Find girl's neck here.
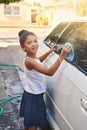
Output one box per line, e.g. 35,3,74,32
26,54,37,59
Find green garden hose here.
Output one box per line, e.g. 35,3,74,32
0,63,24,115
0,63,24,72
0,94,23,115
0,106,3,115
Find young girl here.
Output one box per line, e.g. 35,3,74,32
18,29,71,130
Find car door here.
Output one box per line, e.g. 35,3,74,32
40,21,87,130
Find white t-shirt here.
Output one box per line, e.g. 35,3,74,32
23,58,46,94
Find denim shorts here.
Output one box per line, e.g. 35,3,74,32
20,91,48,128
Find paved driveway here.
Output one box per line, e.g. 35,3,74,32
0,27,49,41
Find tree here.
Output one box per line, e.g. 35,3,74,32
0,0,22,4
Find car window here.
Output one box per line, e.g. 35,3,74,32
43,21,87,75
67,22,87,75
57,22,87,75
43,22,69,46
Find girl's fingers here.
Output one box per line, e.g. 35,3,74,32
64,45,72,52
64,43,72,52
52,45,58,50
60,46,72,58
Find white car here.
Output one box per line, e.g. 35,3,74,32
39,19,87,130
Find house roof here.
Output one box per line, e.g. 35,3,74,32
42,1,66,8
21,1,41,9
23,0,66,8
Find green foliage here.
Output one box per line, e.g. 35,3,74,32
0,0,21,4
35,15,48,25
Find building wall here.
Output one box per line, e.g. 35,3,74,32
0,4,7,21
0,1,86,27
0,2,41,26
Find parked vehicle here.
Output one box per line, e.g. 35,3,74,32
39,19,87,130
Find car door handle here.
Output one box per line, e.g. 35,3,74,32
80,98,87,111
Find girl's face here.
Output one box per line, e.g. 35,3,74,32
22,35,38,56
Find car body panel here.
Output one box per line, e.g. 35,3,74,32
39,19,87,130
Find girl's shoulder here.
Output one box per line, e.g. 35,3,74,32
23,56,41,70
24,56,40,62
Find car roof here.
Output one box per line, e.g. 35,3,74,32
41,17,87,41
53,17,87,27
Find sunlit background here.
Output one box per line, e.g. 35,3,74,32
0,0,87,27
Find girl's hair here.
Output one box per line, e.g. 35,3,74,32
18,29,36,46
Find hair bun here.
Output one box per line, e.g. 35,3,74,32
18,29,28,37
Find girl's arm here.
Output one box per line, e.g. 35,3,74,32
39,45,58,62
25,46,71,76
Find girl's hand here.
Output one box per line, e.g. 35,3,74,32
50,44,58,52
59,45,72,59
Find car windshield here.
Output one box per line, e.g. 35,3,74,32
43,21,87,75
43,22,69,46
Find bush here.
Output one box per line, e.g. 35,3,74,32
35,15,48,25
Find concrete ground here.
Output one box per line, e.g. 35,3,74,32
0,41,25,129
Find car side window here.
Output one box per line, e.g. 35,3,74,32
58,22,87,75
43,22,69,46
70,23,87,75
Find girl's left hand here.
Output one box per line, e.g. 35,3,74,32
50,44,58,52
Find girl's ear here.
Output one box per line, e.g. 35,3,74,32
21,45,26,52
